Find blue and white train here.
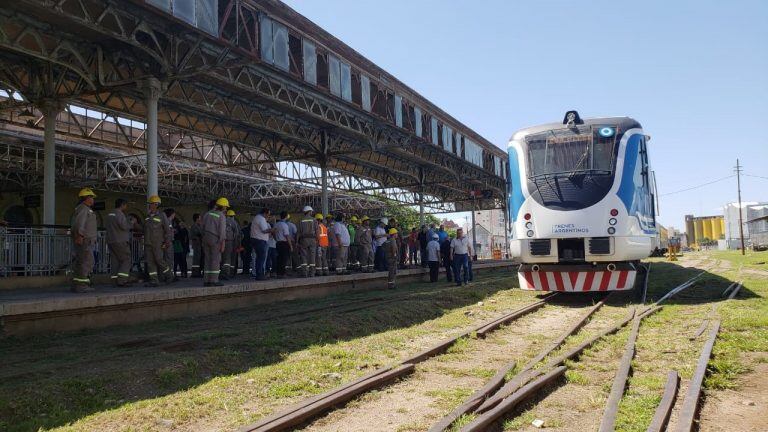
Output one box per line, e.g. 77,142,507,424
507,111,658,292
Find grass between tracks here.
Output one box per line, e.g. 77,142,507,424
612,251,768,432
0,270,539,432
494,251,767,432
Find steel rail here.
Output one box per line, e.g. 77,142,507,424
237,294,556,432
646,371,680,432
675,320,721,432
430,297,607,431
477,305,636,414
459,366,568,432
727,281,743,299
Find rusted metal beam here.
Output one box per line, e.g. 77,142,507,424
646,371,680,432
598,310,643,432
460,366,567,432
675,320,720,432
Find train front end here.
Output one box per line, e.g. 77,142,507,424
507,111,658,292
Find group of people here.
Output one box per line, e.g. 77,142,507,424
69,189,475,293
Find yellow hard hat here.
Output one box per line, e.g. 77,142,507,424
350,216,359,222
226,209,236,216
215,197,230,208
78,188,97,198
147,195,161,204
361,216,369,222
315,213,324,220
388,228,398,235
326,214,333,219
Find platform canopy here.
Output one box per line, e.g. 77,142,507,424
0,0,508,214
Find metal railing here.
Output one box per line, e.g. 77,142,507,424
0,225,143,277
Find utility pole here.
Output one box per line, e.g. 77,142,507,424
735,159,745,255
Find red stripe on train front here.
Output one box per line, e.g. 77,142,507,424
599,271,611,291
539,272,550,291
553,272,565,291
617,271,629,289
523,272,535,289
583,271,596,292
569,272,579,288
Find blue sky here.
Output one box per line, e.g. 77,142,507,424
283,0,768,230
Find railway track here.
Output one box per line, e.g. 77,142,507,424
231,266,733,432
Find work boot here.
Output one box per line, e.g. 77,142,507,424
71,284,95,293
144,281,159,288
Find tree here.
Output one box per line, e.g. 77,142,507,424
383,201,440,230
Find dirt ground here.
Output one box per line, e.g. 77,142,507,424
698,354,768,432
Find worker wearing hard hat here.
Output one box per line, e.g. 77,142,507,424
143,195,174,287
105,198,136,287
332,213,351,275
315,213,329,276
222,209,241,279
296,206,318,277
384,228,400,289
200,197,228,286
71,188,99,292
347,216,360,271
355,216,374,272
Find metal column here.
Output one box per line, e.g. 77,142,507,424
321,162,329,216
471,198,477,260
418,168,425,226
41,102,61,225
142,78,162,198
502,204,510,259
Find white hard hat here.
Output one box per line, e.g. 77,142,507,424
302,205,313,213
380,217,389,225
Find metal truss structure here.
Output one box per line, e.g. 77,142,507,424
0,0,507,213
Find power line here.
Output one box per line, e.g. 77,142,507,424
659,175,735,196
745,173,768,181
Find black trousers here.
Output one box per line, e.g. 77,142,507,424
174,252,188,276
420,247,428,267
428,261,439,282
276,241,291,276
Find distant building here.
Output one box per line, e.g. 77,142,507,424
440,218,460,230
723,202,768,249
463,209,509,255
466,223,506,259
684,214,725,248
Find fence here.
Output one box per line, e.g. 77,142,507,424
0,225,144,277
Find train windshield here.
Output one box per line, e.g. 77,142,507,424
526,126,617,178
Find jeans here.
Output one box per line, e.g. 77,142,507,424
251,238,269,278
374,246,387,271
265,247,277,274
452,254,469,286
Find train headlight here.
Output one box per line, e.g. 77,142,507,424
609,218,617,226
525,221,533,229
599,127,615,138
526,230,534,237
610,208,619,217
607,227,616,235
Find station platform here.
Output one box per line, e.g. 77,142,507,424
0,261,515,336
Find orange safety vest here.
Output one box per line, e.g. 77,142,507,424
317,223,329,247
